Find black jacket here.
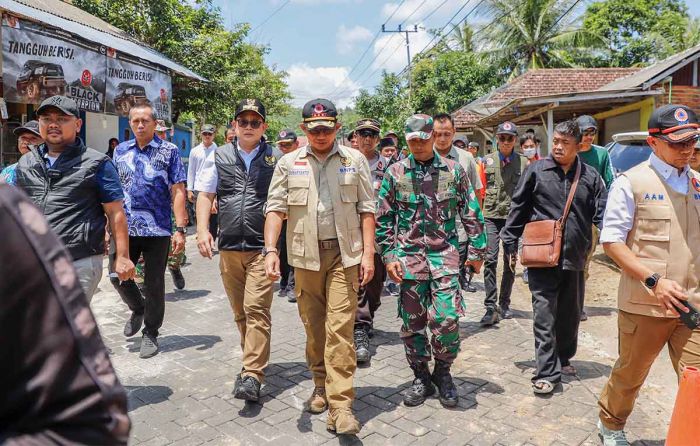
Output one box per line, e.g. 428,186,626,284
15,138,112,261
501,156,608,271
216,138,279,251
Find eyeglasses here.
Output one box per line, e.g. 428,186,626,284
583,129,597,137
665,137,699,150
39,116,74,126
357,130,379,139
307,127,335,136
236,119,263,129
497,135,515,143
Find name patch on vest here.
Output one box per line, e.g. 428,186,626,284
643,193,665,201
289,168,309,176
339,167,357,174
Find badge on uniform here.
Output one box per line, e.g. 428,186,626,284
486,157,494,166
264,155,276,166
340,157,352,167
692,177,700,192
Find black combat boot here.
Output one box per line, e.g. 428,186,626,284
354,327,371,364
432,360,458,407
403,362,435,407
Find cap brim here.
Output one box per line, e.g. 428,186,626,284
305,120,336,129
496,130,517,136
36,104,77,118
277,138,296,143
235,110,265,121
406,131,432,141
13,127,41,137
658,127,700,143
355,125,380,133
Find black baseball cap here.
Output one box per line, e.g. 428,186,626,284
576,115,598,132
379,137,396,148
276,129,297,143
468,141,480,149
235,98,266,121
648,104,700,143
496,121,518,136
302,98,337,129
13,120,41,137
355,118,381,133
36,95,79,118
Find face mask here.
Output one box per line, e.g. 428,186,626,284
523,148,537,159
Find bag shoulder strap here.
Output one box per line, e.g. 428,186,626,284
561,159,581,225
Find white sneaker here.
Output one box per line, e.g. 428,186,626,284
598,419,630,446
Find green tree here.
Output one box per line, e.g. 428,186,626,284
479,0,606,75
410,51,500,115
74,0,290,126
354,73,411,140
582,0,692,66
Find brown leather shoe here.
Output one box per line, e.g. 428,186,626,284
326,408,360,435
305,387,327,414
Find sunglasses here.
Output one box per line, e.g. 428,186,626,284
497,135,515,143
236,119,263,129
583,129,597,137
307,127,335,136
357,130,379,138
665,137,700,150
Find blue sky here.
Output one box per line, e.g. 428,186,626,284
215,0,700,108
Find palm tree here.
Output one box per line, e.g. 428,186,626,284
478,0,606,76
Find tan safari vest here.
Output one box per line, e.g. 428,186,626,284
285,145,371,272
618,161,700,318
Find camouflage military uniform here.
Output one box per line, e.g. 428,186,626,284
376,151,486,366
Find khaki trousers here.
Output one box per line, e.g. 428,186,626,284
295,245,359,409
220,250,274,382
598,310,700,430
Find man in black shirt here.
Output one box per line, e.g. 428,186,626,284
501,120,607,395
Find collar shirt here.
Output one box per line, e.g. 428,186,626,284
186,142,217,191
114,135,187,237
238,143,260,171
499,150,514,166
600,153,691,244
304,143,340,240
501,155,608,271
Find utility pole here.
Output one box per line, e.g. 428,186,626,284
382,24,418,100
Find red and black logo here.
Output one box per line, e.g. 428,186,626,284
81,69,92,87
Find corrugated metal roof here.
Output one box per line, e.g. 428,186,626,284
599,43,700,91
0,0,206,81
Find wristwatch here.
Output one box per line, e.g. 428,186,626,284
175,226,186,234
262,247,278,257
644,273,661,290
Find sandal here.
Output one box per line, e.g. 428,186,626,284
532,379,555,394
561,365,577,376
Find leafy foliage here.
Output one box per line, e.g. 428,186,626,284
74,0,290,126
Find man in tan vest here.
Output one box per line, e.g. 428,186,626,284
597,104,700,445
264,98,375,435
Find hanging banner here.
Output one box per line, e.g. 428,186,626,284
105,56,171,121
2,16,106,112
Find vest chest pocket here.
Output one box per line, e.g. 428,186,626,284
436,190,456,221
339,174,358,203
288,174,310,206
635,205,671,242
485,167,497,186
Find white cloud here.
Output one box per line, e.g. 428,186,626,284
336,25,373,55
370,26,433,72
286,63,360,108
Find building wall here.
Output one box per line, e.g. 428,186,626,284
85,112,119,153
602,111,640,143
657,85,700,113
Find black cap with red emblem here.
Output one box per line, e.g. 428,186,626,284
496,121,518,136
302,98,338,129
648,104,700,143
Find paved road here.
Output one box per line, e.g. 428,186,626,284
91,236,671,445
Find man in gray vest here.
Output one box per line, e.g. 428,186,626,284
15,96,134,301
597,104,700,445
480,121,526,325
195,99,278,403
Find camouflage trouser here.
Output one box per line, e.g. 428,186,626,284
399,275,463,366
135,216,186,281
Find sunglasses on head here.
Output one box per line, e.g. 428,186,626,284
497,135,515,142
236,118,263,129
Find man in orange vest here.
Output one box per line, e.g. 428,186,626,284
597,104,700,445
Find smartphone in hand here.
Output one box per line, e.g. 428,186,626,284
673,300,700,329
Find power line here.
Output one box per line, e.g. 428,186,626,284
250,0,291,34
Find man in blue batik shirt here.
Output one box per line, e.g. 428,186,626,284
112,102,187,359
